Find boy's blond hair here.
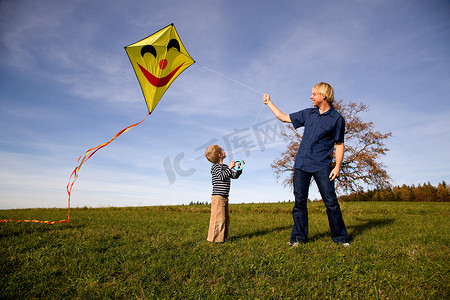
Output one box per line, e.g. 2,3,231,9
205,145,222,163
313,82,334,105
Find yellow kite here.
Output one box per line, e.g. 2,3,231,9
125,23,195,113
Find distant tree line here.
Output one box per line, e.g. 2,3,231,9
189,201,209,205
338,181,450,202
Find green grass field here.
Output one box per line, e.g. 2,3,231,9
1,202,449,299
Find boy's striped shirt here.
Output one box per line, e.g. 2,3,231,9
211,163,241,197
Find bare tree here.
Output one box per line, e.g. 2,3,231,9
271,100,392,193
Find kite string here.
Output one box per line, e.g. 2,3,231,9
199,65,265,96
180,63,266,124
196,64,269,158
197,64,266,127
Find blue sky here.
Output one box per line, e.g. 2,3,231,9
1,0,449,209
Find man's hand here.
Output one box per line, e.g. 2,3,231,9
262,93,291,123
331,142,344,181
329,167,340,181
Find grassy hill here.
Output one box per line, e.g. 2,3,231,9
1,202,449,299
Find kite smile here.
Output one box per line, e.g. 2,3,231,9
137,63,184,87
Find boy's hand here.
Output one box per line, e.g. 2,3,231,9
237,160,245,169
228,161,236,169
263,94,271,105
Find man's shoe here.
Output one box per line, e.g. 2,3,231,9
341,242,350,247
288,241,305,247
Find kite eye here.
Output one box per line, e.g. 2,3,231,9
141,45,157,58
167,39,180,52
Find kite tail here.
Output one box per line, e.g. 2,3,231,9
1,113,150,225
66,113,151,219
0,219,68,224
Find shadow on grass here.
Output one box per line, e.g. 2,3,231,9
229,217,396,243
230,225,292,241
229,218,396,243
308,217,396,242
347,217,396,242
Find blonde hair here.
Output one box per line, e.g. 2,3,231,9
313,82,334,105
205,145,222,163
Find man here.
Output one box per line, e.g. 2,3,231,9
263,82,349,247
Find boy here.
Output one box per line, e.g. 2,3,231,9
263,82,349,247
205,145,242,243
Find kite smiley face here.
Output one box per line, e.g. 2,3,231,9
138,39,185,88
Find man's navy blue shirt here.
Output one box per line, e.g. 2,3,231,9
289,106,345,172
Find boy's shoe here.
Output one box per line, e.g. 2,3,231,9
341,242,350,247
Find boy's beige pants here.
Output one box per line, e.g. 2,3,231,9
207,195,230,243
